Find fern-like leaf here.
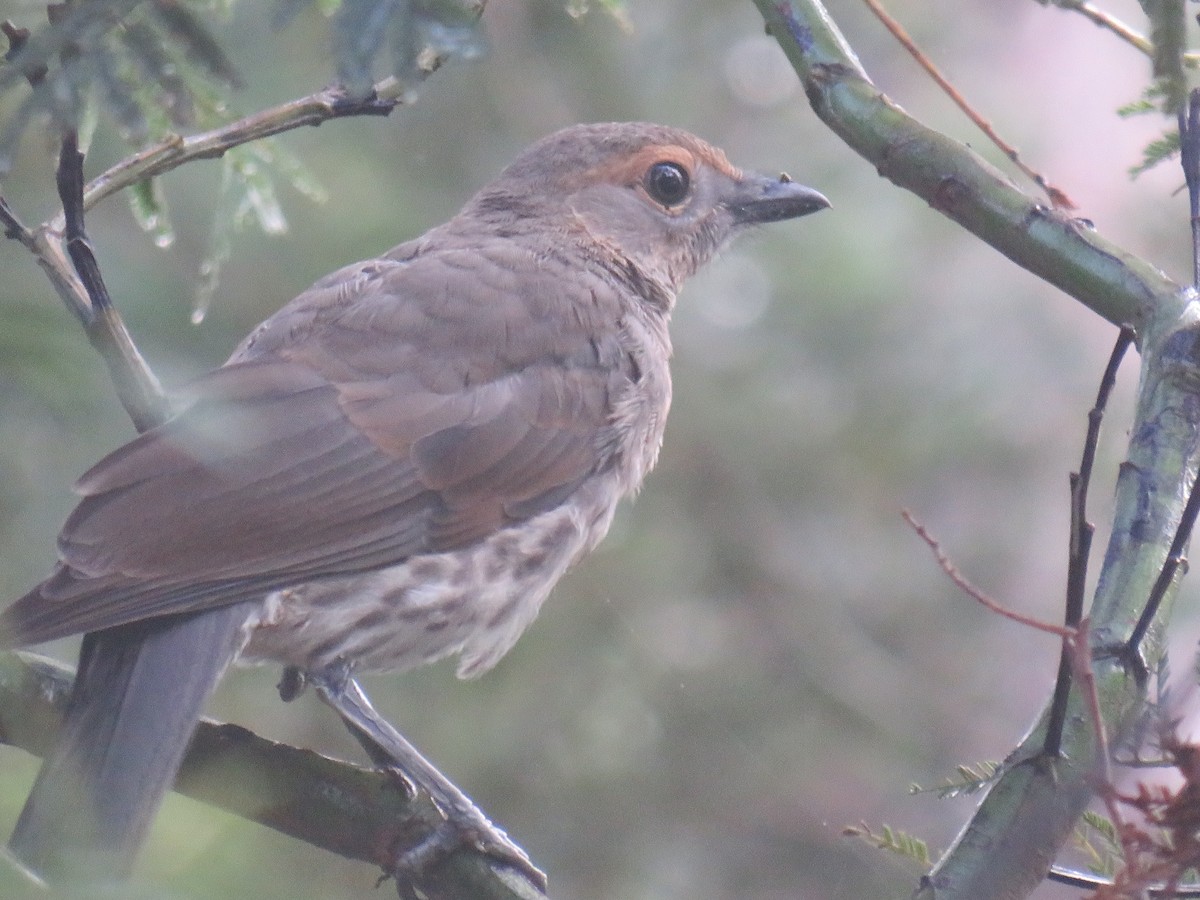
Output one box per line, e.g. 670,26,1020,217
1130,130,1181,178
909,761,1001,799
843,822,932,867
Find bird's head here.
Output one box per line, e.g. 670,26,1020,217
463,122,829,296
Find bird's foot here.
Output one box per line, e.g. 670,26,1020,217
306,667,546,893
389,786,546,892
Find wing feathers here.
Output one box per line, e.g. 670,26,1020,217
1,244,643,648
3,345,625,646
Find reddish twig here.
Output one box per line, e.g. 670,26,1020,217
862,0,1076,209
902,509,1073,637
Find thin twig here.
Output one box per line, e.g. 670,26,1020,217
1045,325,1136,757
1180,89,1200,288
1126,465,1200,653
69,81,407,223
1,76,420,429
0,197,35,249
902,509,1073,637
1073,620,1119,814
1049,0,1200,69
1052,0,1153,56
1046,866,1200,898
863,0,1076,209
54,133,170,430
907,497,1200,896
904,507,1147,886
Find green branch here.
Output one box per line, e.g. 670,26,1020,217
753,2,1200,898
0,653,546,900
753,0,1179,329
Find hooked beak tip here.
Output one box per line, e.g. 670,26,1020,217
727,175,830,225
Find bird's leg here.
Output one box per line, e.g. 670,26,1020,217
303,665,547,891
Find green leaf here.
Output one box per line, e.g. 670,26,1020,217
1130,130,1181,177
844,822,932,867
1147,0,1187,114
1072,810,1122,878
909,760,1001,799
128,178,176,249
566,0,632,30
192,141,327,322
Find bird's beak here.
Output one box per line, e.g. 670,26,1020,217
725,173,830,225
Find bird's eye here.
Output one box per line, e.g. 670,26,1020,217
644,161,691,206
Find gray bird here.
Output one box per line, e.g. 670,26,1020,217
0,122,828,886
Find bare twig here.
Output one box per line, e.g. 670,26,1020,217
1046,868,1200,900
1048,0,1200,70
55,132,170,429
1049,1,1152,56
863,0,1076,209
903,508,1154,891
902,509,1073,637
1047,865,1200,898
69,81,409,222
1045,325,1136,757
0,197,34,249
1180,89,1200,288
904,501,1187,896
1126,464,1200,654
1073,620,1118,812
0,75,422,429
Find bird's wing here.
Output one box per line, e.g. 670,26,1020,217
2,251,631,646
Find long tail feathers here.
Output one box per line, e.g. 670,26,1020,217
8,605,251,883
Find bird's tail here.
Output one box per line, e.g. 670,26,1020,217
7,605,251,884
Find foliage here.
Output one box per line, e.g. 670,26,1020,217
0,0,483,312
843,822,932,868
0,0,237,171
1072,810,1122,882
908,760,1001,800
0,0,485,170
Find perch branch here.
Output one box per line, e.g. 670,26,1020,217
0,653,546,900
0,3,547,892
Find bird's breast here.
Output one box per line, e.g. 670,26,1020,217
241,476,623,679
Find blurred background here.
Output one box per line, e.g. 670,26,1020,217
0,0,1190,897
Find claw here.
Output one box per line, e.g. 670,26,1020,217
308,669,547,893
391,802,546,891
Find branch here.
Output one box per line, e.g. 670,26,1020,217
0,4,546,893
1045,0,1157,57
1044,325,1135,759
864,0,1074,208
0,652,546,900
754,2,1200,898
70,81,410,220
754,0,1180,329
0,76,426,428
54,131,169,429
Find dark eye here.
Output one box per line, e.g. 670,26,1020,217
644,161,691,206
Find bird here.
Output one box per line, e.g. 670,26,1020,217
0,121,828,886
